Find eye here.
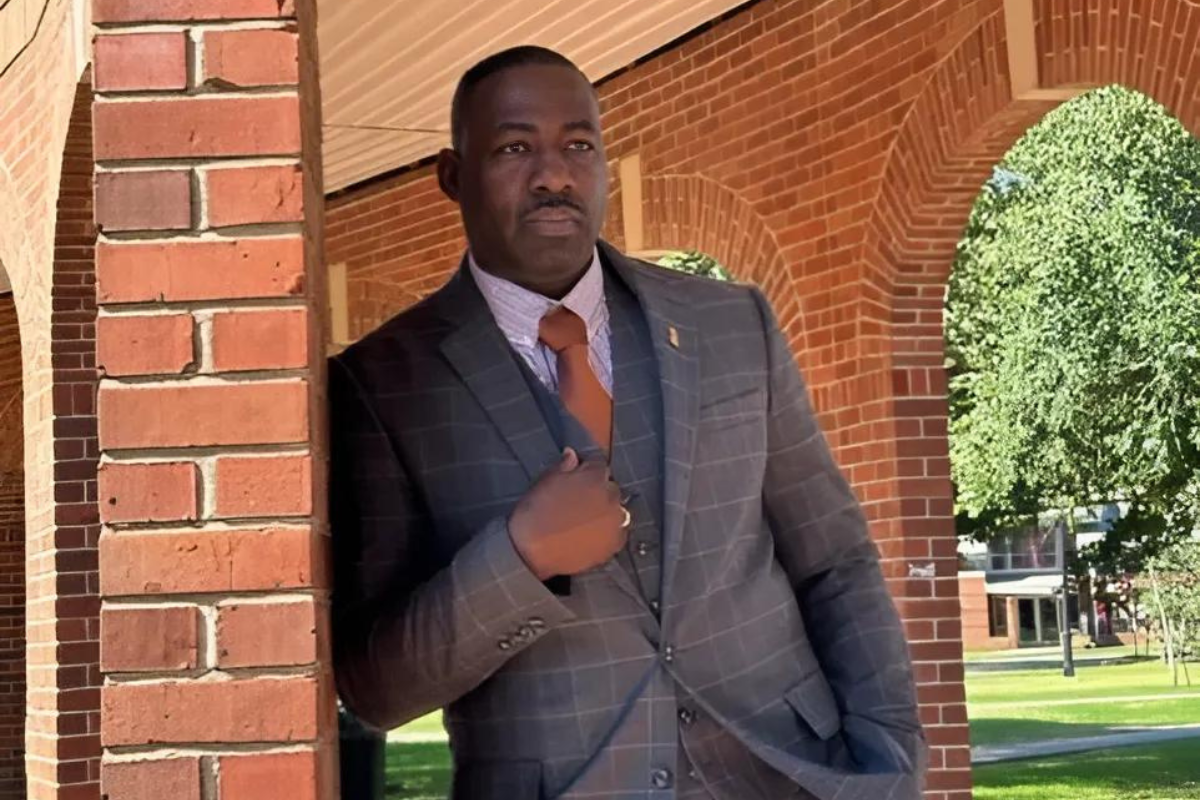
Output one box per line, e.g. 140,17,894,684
499,141,531,154
566,140,595,151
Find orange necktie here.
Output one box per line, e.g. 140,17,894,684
538,307,612,454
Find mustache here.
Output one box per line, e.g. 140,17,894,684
525,195,585,215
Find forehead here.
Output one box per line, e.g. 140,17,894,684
466,64,600,130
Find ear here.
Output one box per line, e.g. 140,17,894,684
437,148,461,202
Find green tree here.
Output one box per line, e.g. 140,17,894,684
947,86,1200,575
1146,539,1200,680
656,250,731,281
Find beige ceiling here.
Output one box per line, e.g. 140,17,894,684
317,0,744,193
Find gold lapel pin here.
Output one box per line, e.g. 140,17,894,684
667,325,680,349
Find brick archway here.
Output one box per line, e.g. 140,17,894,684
44,77,101,800
638,173,798,338
864,1,1200,793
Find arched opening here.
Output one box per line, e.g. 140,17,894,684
864,2,1200,792
948,85,1200,652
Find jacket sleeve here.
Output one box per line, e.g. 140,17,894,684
328,355,575,731
750,287,927,778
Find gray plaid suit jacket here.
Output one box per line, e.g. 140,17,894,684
329,242,926,800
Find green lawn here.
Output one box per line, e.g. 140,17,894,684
966,658,1198,704
966,657,1200,746
970,696,1200,745
385,741,451,800
386,711,445,741
964,644,1140,662
973,739,1200,799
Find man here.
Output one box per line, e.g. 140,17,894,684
330,46,925,800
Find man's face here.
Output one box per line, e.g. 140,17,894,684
438,63,608,297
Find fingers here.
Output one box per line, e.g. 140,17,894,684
558,447,580,472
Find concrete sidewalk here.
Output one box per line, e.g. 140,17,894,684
972,724,1200,764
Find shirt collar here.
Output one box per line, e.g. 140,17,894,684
468,247,606,347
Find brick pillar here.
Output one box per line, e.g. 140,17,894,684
90,2,335,798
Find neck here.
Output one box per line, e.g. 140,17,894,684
475,254,592,300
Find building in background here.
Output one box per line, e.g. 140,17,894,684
958,505,1125,650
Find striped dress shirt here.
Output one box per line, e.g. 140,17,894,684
468,248,613,397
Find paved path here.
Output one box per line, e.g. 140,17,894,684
976,691,1200,709
972,724,1200,764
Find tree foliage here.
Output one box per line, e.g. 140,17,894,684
947,86,1200,570
1146,540,1200,666
656,250,731,281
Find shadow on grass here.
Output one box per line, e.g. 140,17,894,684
974,739,1200,800
385,741,452,800
971,717,1117,746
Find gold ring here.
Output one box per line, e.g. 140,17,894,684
621,507,632,528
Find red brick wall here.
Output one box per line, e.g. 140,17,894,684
0,0,102,796
958,574,1005,651
0,297,25,800
90,2,336,798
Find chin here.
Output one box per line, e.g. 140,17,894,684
525,240,593,273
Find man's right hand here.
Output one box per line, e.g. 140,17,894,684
509,448,629,580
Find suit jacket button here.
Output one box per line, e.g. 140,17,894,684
651,768,673,789
528,617,545,629
498,638,512,651
515,625,533,639
678,707,696,726
649,599,661,614
663,644,675,663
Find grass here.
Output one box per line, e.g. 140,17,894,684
963,644,1140,662
973,739,1200,799
966,658,1199,705
969,696,1200,745
384,741,451,800
966,656,1200,746
386,711,445,741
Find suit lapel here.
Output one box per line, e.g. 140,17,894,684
437,266,562,483
604,243,700,610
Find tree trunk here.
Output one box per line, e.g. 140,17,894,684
1149,567,1177,686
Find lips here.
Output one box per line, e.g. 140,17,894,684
524,207,583,234
525,208,582,223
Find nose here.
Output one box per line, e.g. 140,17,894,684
530,147,573,195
